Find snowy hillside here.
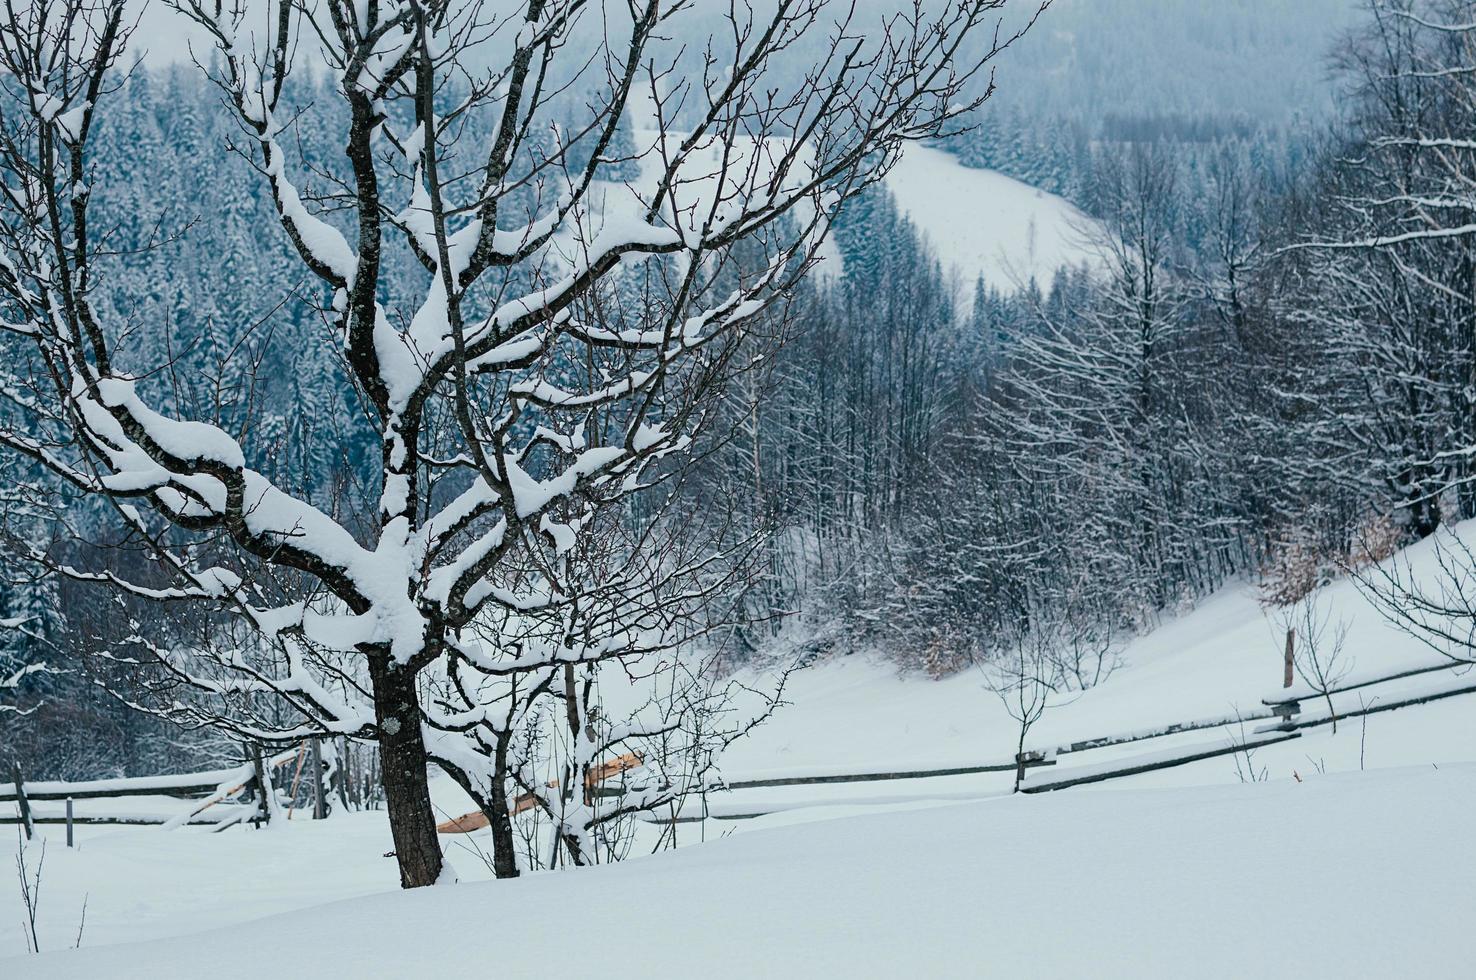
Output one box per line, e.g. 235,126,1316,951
589,126,1094,305
718,522,1476,796
881,144,1096,297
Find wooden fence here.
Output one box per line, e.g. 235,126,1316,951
11,659,1473,837
2,741,339,841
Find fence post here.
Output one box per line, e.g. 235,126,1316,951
11,764,32,840
1283,628,1295,689
311,738,327,820
66,796,74,847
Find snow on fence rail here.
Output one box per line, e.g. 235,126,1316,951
1,765,261,802
715,756,1057,790
1256,659,1476,734
14,660,1476,836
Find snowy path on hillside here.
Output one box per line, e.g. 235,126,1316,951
19,766,1475,979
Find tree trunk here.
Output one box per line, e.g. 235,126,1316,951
487,731,520,879
369,655,444,888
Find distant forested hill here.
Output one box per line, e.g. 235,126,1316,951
984,0,1361,128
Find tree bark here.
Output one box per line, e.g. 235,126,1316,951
487,731,520,879
369,655,444,888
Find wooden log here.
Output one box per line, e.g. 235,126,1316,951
1284,627,1295,689
437,754,645,834
436,810,491,834
438,787,547,834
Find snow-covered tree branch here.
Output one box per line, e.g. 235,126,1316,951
0,0,1037,887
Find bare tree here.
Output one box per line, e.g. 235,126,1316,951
0,0,1039,886
1354,524,1476,666
429,492,787,876
1274,591,1352,732
986,621,1060,793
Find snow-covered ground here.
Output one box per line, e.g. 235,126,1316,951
18,766,1475,978
8,525,1476,974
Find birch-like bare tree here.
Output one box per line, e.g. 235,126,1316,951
0,0,1038,886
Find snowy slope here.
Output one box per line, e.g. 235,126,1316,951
572,131,1094,308
881,144,1097,298
20,765,1475,979
719,520,1476,786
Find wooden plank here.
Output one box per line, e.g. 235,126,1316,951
1021,733,1302,794
437,753,646,834
584,752,643,787
718,757,1055,791
436,791,542,833
437,810,490,834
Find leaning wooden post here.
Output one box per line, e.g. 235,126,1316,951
310,738,327,820
1283,627,1296,689
11,764,32,840
65,797,74,848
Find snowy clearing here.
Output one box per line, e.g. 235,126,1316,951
16,765,1474,979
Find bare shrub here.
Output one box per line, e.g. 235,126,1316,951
1259,528,1332,607
1345,511,1405,571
